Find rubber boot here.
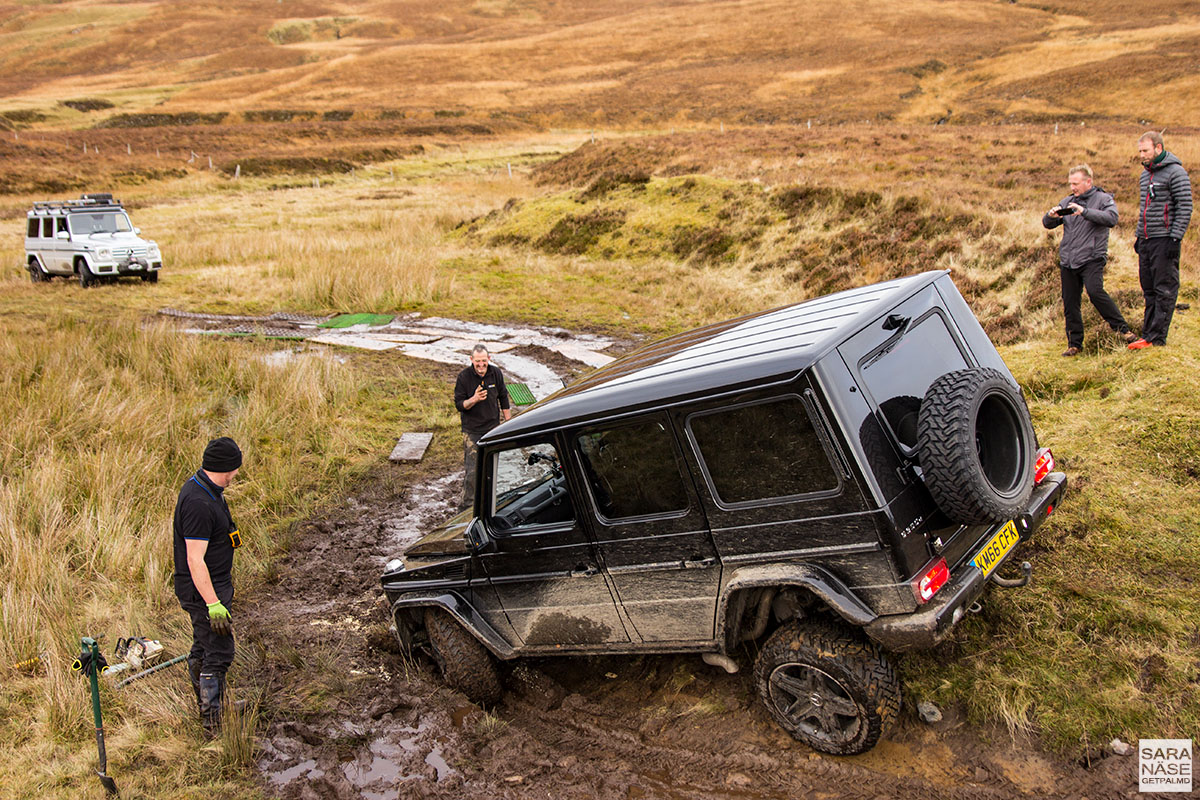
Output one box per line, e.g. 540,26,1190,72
198,671,223,735
187,656,203,712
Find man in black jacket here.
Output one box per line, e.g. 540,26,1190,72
454,345,511,509
1130,131,1192,349
173,437,242,733
1042,164,1135,356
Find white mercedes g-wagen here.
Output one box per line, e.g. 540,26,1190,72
25,193,162,286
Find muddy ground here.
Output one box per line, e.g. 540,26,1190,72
242,349,1149,800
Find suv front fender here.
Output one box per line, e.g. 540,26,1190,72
390,590,515,660
717,563,878,649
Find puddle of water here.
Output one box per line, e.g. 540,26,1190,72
451,705,475,728
269,758,324,785
381,473,460,559
426,747,452,781
344,738,413,792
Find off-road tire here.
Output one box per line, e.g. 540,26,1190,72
141,271,158,283
77,258,95,289
28,258,48,283
754,620,900,755
425,608,502,705
916,367,1034,525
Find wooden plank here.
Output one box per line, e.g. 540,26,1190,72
389,433,434,462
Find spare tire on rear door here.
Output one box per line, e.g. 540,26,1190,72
916,368,1034,525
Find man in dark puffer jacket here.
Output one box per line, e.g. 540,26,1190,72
1042,164,1136,356
1129,131,1192,349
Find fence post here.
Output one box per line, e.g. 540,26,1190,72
234,164,240,180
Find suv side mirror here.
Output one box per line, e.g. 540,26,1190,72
56,230,70,240
133,227,141,235
466,518,489,549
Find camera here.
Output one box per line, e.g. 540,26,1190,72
1058,203,1077,215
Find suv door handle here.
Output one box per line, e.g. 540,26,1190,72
682,557,716,569
570,564,599,578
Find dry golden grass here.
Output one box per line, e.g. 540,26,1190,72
2,1,1198,127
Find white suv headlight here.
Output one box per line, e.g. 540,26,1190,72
148,244,160,256
97,248,111,259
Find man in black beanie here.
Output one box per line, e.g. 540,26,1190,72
173,436,243,733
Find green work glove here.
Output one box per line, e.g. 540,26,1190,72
207,601,232,636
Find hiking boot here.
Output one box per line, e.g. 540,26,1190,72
198,671,224,735
1061,346,1081,357
1121,331,1138,344
1127,339,1154,350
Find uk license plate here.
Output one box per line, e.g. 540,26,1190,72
972,520,1020,577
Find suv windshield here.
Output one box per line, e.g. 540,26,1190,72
69,212,132,235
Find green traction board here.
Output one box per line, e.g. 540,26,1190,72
508,383,536,406
319,313,395,329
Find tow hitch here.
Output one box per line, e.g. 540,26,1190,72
989,560,1032,588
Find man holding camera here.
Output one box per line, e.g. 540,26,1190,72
1042,164,1135,356
1128,131,1192,350
454,344,511,509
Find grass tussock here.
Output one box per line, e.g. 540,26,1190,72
466,171,1061,341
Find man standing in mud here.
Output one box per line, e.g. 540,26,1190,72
454,345,511,509
1129,131,1192,350
173,436,242,734
1042,164,1136,356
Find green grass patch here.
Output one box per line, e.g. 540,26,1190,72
319,313,395,328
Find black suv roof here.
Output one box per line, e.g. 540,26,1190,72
490,270,946,440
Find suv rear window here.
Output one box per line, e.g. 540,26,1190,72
576,417,689,520
27,219,38,237
859,312,968,449
688,396,838,506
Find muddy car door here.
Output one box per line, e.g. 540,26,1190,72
571,414,720,643
475,438,631,647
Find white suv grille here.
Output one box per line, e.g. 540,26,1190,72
113,245,149,260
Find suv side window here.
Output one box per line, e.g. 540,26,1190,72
42,219,53,237
858,311,968,450
488,442,574,531
576,416,689,520
687,396,839,506
56,217,68,234
28,218,39,237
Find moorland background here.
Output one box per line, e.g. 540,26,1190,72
0,1,1198,797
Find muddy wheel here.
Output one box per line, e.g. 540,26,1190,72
753,621,899,755
425,608,502,705
28,258,48,283
141,271,158,283
77,258,95,288
916,368,1034,525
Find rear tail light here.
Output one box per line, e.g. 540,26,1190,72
912,557,949,604
1034,448,1055,485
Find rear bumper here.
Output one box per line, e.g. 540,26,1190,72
864,472,1067,651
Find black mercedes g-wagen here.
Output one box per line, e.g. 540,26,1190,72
381,271,1066,755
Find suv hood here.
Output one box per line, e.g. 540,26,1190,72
402,506,472,561
83,232,152,245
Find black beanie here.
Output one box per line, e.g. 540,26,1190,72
202,437,242,472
